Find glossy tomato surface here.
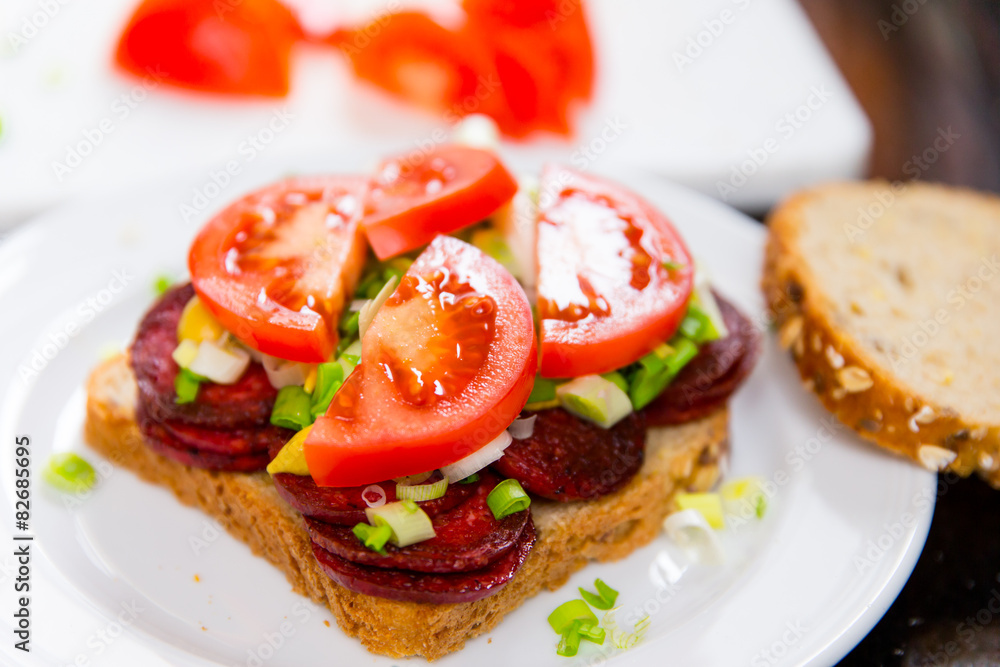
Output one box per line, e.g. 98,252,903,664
330,12,505,118
362,144,518,260
536,166,694,377
463,0,595,137
115,0,301,97
189,176,368,363
305,236,536,487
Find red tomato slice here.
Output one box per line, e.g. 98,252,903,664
362,144,518,260
329,12,508,121
189,177,368,363
305,235,536,487
536,166,695,378
115,0,301,97
463,0,595,137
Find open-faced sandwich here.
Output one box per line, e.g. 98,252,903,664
84,141,760,659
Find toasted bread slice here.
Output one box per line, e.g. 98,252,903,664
763,181,1000,484
84,355,729,660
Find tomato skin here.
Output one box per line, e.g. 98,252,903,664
304,236,536,488
536,166,695,378
189,176,368,364
463,0,595,137
115,0,301,97
362,145,518,260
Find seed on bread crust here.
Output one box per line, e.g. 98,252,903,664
918,445,957,471
778,316,804,350
908,406,936,433
836,366,873,393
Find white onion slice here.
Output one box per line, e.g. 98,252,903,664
362,485,386,508
662,509,725,565
393,471,433,486
261,354,310,389
349,299,367,313
508,415,537,440
440,430,513,482
187,339,250,384
359,276,397,340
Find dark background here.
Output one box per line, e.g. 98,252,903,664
795,1,1000,664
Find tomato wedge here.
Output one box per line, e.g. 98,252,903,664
536,166,695,378
115,0,301,97
329,12,506,121
189,177,368,363
462,0,595,137
305,236,536,487
361,144,518,260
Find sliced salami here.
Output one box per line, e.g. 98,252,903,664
158,419,291,456
305,471,529,573
130,284,279,429
272,471,475,526
491,409,645,502
312,517,535,604
138,406,272,471
643,295,760,426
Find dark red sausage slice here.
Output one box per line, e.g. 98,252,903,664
158,419,291,455
272,471,475,526
138,407,271,471
130,284,279,429
643,295,760,426
312,517,535,604
305,470,529,573
491,409,645,502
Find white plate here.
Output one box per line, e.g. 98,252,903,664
0,0,870,224
0,154,931,667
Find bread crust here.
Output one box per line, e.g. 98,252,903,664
762,181,1000,485
84,355,728,660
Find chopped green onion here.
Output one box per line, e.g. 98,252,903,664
662,259,686,272
675,492,725,529
486,478,530,520
401,498,419,513
270,385,313,430
527,376,558,404
42,453,96,493
153,275,173,295
471,228,519,276
721,476,768,519
548,599,598,634
678,303,721,344
396,477,449,502
578,579,619,610
576,622,606,644
600,371,629,394
557,374,633,428
458,473,480,485
309,362,344,419
339,310,360,338
352,522,392,555
365,501,436,547
355,269,384,299
556,625,582,657
174,368,205,404
665,337,699,375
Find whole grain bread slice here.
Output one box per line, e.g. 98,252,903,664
763,180,1000,484
84,355,729,660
